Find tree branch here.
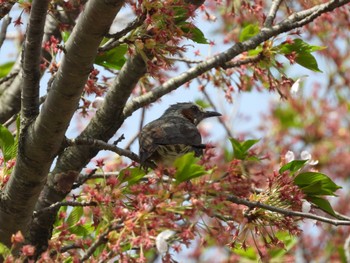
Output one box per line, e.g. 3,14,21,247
34,201,97,217
0,14,11,49
100,12,147,52
264,0,283,28
0,0,125,250
122,0,350,117
80,221,124,262
21,0,50,121
66,137,140,163
227,195,350,226
221,53,264,69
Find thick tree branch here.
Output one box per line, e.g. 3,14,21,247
227,195,350,226
0,3,83,124
21,0,50,120
0,0,125,249
122,0,350,117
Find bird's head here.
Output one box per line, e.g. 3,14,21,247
163,102,221,125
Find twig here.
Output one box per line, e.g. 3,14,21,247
113,134,125,145
60,244,84,253
166,56,203,64
66,137,140,163
264,0,284,28
124,132,139,150
99,12,146,53
3,113,17,127
124,106,145,150
106,12,146,39
80,221,124,262
0,14,11,48
221,53,264,69
0,70,19,85
227,195,350,226
34,201,97,217
72,168,98,189
74,171,120,188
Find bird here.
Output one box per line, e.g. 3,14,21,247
139,102,221,167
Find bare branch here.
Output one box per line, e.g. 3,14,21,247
66,137,140,163
0,70,19,86
73,171,121,189
221,53,264,69
34,201,97,217
122,0,350,117
100,12,147,52
0,14,11,49
264,0,284,28
3,113,17,128
80,221,124,262
21,0,50,120
227,195,350,226
166,56,203,64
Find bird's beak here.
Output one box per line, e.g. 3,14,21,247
202,110,222,119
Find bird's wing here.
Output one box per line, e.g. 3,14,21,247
153,117,202,145
139,117,202,163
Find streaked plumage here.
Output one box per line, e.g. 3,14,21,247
139,102,221,167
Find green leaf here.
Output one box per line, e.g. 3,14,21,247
66,206,83,226
0,61,15,78
295,52,322,72
119,167,146,186
0,242,10,256
63,257,73,263
277,39,324,72
180,22,208,44
239,24,259,42
248,45,263,56
279,39,326,54
62,31,70,43
0,124,15,162
174,152,206,183
308,196,336,217
95,44,128,70
294,172,341,196
279,160,308,174
229,138,259,160
241,139,260,152
173,6,189,24
69,224,93,236
194,99,211,109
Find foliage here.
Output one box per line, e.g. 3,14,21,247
0,0,350,262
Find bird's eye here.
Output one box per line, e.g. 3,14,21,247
190,105,198,111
